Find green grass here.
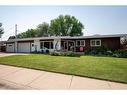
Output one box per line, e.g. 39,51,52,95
0,54,127,83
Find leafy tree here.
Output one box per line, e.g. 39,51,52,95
49,15,84,36
15,22,49,39
17,29,38,38
121,37,127,45
37,22,50,37
8,15,84,39
121,37,127,50
0,23,4,38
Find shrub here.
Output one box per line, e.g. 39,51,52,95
85,47,113,56
105,50,113,55
50,51,60,56
85,48,106,55
112,54,120,58
67,52,80,57
85,47,127,58
113,50,127,58
31,51,42,54
41,49,44,53
50,51,80,57
45,50,49,54
31,49,50,54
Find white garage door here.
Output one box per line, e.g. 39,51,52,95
6,43,15,52
18,42,31,53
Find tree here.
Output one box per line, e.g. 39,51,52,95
8,15,84,39
121,37,127,45
37,22,50,37
17,29,38,38
0,23,4,38
16,22,50,39
49,15,84,36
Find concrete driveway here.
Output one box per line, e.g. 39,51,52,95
0,64,127,90
0,52,29,57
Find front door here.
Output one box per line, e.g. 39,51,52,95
68,41,75,51
61,40,75,52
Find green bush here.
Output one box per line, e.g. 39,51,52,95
50,52,60,56
50,51,80,57
85,47,111,56
41,50,44,53
85,47,127,58
31,51,42,54
113,50,127,58
45,50,49,54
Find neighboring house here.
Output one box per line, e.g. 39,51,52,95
6,34,127,53
0,41,6,52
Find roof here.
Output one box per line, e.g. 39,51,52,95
7,34,127,42
0,41,7,43
0,41,7,46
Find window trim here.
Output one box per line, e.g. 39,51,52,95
76,40,85,46
40,41,53,49
90,39,101,47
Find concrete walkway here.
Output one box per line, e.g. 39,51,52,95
0,64,127,90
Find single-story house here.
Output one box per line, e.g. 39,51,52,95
6,34,127,53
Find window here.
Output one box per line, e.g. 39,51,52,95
76,40,85,46
8,44,12,46
40,42,44,49
90,39,101,46
76,41,80,46
40,41,53,49
44,42,50,49
96,40,100,45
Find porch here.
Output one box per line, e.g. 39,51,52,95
38,38,86,53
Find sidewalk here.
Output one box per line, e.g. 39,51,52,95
0,64,127,89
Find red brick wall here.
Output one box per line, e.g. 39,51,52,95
74,37,120,52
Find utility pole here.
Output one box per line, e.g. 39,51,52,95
15,24,17,53
15,24,17,39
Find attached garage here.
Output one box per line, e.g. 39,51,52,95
17,42,31,53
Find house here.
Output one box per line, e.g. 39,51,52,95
0,41,6,52
6,34,127,53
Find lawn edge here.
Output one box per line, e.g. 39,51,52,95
0,63,127,84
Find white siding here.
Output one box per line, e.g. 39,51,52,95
6,43,15,52
34,40,41,52
31,43,35,52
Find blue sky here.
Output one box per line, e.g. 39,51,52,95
0,6,127,40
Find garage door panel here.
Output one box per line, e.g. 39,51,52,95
18,42,31,53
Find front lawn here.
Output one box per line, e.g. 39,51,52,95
0,54,127,83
